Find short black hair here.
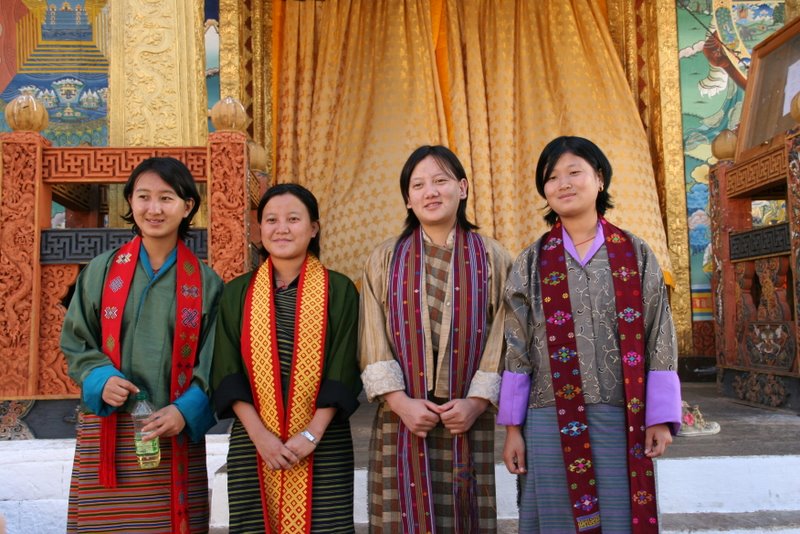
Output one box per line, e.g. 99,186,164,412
398,145,478,239
534,136,614,226
256,183,321,258
122,157,201,240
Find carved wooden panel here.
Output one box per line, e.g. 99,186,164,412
38,265,80,396
41,147,208,184
729,223,790,261
726,146,786,197
41,229,208,264
735,257,796,373
732,371,790,408
208,131,251,282
788,131,800,375
0,132,43,397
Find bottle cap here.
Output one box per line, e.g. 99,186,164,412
135,390,148,401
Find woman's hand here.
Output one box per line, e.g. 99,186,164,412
384,391,441,438
252,428,298,470
645,423,673,458
101,376,138,407
141,404,186,439
438,397,489,435
284,432,317,464
503,425,527,474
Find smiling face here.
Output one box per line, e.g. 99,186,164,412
404,155,468,232
542,152,603,221
259,193,319,262
128,171,194,245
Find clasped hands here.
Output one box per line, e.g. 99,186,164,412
384,391,489,438
253,428,317,470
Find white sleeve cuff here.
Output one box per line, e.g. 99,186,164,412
361,360,406,402
466,370,502,406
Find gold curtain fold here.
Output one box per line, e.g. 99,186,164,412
270,0,673,286
273,0,448,277
442,0,672,270
604,0,692,354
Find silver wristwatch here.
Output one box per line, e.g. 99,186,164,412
300,429,317,444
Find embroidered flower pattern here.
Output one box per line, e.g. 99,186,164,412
551,346,577,363
624,351,642,366
116,253,132,264
574,494,598,511
613,266,638,282
556,383,582,400
543,237,563,250
547,310,572,325
561,421,588,437
109,276,124,293
683,412,695,426
618,307,641,323
568,457,592,474
182,308,199,329
103,306,118,320
633,490,654,505
629,443,645,459
543,271,566,286
627,397,643,414
607,233,627,244
181,284,200,298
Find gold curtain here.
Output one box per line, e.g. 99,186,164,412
604,0,692,354
271,0,672,283
273,0,448,277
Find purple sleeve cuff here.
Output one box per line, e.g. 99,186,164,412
497,371,531,426
646,370,682,434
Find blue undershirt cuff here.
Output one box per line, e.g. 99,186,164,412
174,384,216,442
82,365,125,417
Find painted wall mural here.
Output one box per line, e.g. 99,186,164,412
205,0,220,131
0,1,110,147
0,0,110,226
678,0,786,322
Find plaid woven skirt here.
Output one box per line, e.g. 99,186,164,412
518,404,632,533
67,413,209,533
367,404,497,533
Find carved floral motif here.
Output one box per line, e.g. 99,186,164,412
0,133,44,396
38,265,80,396
209,131,251,282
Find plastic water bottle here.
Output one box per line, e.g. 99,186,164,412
131,391,161,469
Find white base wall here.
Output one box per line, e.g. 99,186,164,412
2,437,799,533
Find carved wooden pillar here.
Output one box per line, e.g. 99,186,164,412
0,131,49,397
786,132,800,375
208,130,251,282
708,160,750,369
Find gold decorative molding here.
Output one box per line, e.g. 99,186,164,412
109,0,207,146
787,0,800,23
219,0,244,104
653,1,692,355
605,0,692,355
108,0,209,227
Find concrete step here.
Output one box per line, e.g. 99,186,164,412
661,511,800,533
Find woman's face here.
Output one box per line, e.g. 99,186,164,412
543,152,603,220
259,193,319,262
128,171,193,243
405,155,467,231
